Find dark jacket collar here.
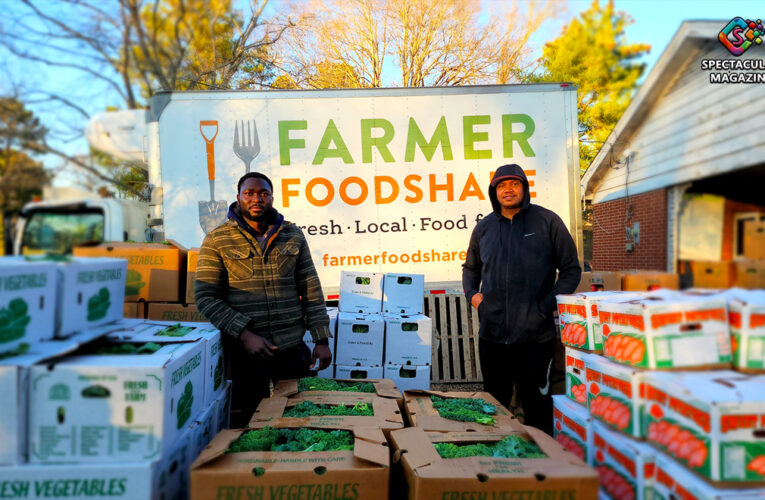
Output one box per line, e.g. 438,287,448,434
227,202,284,251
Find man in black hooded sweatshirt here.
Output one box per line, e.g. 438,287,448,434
462,163,581,435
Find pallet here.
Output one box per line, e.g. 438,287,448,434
423,293,483,383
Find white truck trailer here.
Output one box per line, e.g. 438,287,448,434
18,84,582,293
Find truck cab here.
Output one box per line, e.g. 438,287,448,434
14,198,149,256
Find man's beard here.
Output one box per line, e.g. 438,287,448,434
240,203,271,222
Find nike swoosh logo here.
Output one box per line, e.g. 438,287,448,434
539,358,553,396
524,233,535,238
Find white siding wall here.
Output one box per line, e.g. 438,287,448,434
593,40,765,204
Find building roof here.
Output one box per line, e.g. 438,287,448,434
581,20,725,200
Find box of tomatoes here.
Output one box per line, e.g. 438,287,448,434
564,347,598,406
597,291,732,369
592,421,656,500
585,355,647,439
556,292,642,352
553,395,593,465
643,371,765,484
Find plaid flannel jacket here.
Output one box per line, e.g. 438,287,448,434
194,218,330,348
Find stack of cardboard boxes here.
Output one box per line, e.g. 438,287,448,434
0,254,231,499
554,287,765,499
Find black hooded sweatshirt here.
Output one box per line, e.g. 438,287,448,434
462,163,581,345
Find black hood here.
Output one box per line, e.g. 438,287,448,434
227,202,284,250
488,163,531,214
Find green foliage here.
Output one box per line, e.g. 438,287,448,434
434,435,546,459
93,342,163,355
0,298,31,344
177,380,194,429
297,376,376,393
125,269,146,296
228,427,354,453
156,323,192,337
87,288,111,321
430,395,497,425
534,0,650,174
283,401,373,417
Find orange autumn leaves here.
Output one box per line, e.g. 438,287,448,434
561,321,588,347
604,334,645,365
647,418,707,469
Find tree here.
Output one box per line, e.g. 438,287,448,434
273,0,556,89
535,0,650,174
0,97,50,211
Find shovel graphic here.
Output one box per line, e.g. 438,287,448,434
199,120,228,233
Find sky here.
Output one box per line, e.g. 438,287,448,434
2,0,762,189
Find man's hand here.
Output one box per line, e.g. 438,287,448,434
311,343,332,371
240,329,278,360
471,293,484,310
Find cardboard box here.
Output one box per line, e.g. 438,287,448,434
273,376,402,406
0,258,57,353
212,380,231,434
735,260,765,289
382,273,424,314
338,271,383,313
190,427,390,500
73,241,187,302
0,461,163,499
28,339,206,463
190,402,216,463
597,291,732,369
576,271,623,293
654,451,765,500
564,347,593,406
123,301,145,319
585,355,646,439
389,426,598,500
103,319,225,407
146,302,207,322
384,313,432,365
557,292,643,351
186,247,199,304
621,272,678,291
384,364,430,392
403,390,516,432
332,364,383,380
553,395,593,465
743,219,765,260
729,289,765,372
679,261,736,289
642,371,765,483
248,393,404,435
54,257,127,338
592,421,655,500
335,312,384,366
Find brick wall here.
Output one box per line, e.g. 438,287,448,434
592,189,668,271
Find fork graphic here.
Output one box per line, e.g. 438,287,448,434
233,120,260,173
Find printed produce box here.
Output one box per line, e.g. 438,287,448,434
189,402,216,469
643,371,765,483
190,426,390,500
565,346,594,406
274,376,402,407
147,302,206,322
654,451,765,500
185,247,199,303
123,301,145,319
384,313,432,365
592,421,655,500
729,289,765,372
382,273,425,314
212,380,231,435
248,393,404,436
576,271,623,293
557,291,642,351
598,291,732,369
735,260,765,289
553,394,593,465
73,241,187,302
335,312,384,365
389,426,598,500
28,339,205,463
335,364,383,380
338,270,383,313
54,257,127,338
621,272,678,291
586,355,646,438
679,261,736,289
384,364,430,392
0,338,99,465
103,319,225,407
0,258,57,354
403,390,516,432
